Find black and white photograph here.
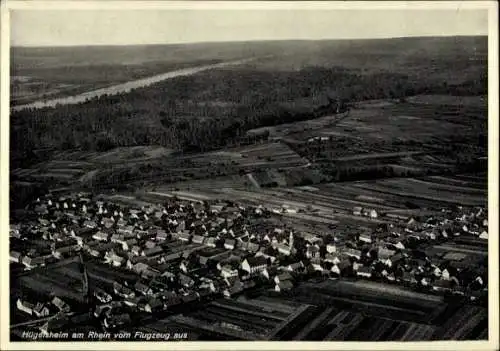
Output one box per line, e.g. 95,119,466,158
1,1,498,349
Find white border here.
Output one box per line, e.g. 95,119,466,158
1,1,498,350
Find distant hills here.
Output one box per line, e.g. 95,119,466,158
11,36,487,71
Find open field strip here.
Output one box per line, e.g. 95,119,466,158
331,280,443,303
279,188,398,212
433,244,488,257
400,323,437,341
400,178,487,195
284,212,340,225
350,181,486,207
31,173,76,180
320,183,412,208
425,175,487,189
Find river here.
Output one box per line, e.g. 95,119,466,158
11,58,256,112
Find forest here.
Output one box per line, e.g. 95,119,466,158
10,65,486,169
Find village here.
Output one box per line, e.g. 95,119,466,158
9,189,489,337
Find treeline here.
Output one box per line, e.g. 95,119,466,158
10,66,485,168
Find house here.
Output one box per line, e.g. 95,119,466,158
369,209,378,218
142,246,163,257
93,231,109,242
223,278,244,298
255,251,277,264
241,256,268,274
275,280,294,292
389,253,404,267
378,247,396,261
10,251,22,263
326,243,337,254
53,245,80,259
302,233,323,245
479,231,488,240
274,271,293,285
441,268,452,280
131,245,142,256
211,204,225,213
141,268,161,280
87,246,102,258
353,206,363,216
94,289,112,304
356,266,372,278
337,259,352,274
83,220,97,229
163,294,183,309
106,252,125,267
224,239,236,250
205,237,217,248
247,242,260,253
433,266,442,277
156,230,169,241
276,243,292,256
134,281,154,296
33,303,50,318
144,298,163,313
392,241,406,250
113,282,135,299
122,238,138,251
179,273,195,288
127,255,148,270
10,224,21,239
21,256,46,269
52,297,70,313
325,254,340,265
17,298,35,315
285,261,305,272
345,248,362,260
221,264,239,279
104,313,132,330
306,245,321,259
144,240,156,249
119,226,135,237
178,232,191,243
432,279,453,293
102,218,114,229
359,233,372,244
179,260,191,274
424,231,437,240
331,264,341,276
192,235,205,244
124,295,145,308
308,260,324,272
381,270,394,281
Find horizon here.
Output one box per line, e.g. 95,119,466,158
10,34,488,49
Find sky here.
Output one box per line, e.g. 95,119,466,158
11,8,489,47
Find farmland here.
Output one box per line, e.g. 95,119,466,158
10,89,487,212
9,36,489,342
11,36,486,169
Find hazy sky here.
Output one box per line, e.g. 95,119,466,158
11,9,489,47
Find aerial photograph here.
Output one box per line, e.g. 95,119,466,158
6,4,493,344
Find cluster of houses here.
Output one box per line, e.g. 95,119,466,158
10,192,488,330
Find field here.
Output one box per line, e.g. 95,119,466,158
159,279,487,341
162,296,314,340
10,89,487,212
276,280,487,340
